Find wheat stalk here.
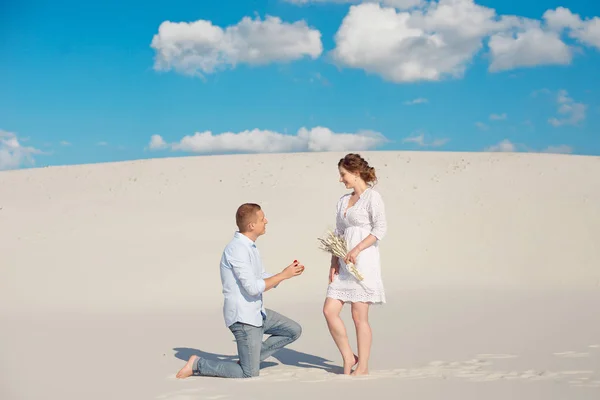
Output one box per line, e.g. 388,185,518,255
317,230,364,281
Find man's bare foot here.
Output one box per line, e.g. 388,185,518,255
176,355,198,379
342,354,359,375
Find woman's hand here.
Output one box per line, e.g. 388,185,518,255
329,264,339,284
345,246,361,265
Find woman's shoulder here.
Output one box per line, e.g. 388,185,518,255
337,191,352,200
367,187,383,198
335,192,351,207
365,187,384,203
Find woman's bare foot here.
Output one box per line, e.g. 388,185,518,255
350,364,369,376
350,365,368,376
176,355,199,379
343,354,359,375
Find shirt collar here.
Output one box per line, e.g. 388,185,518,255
234,231,257,247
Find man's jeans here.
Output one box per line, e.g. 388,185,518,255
192,308,302,378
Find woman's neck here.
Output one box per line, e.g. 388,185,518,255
353,183,369,196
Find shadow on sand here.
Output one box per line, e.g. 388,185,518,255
173,347,342,374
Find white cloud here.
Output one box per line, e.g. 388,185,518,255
542,144,573,154
531,88,552,97
148,126,387,154
484,140,574,154
150,15,323,77
149,134,168,150
490,113,507,120
548,89,586,127
329,1,600,82
309,72,331,86
475,122,488,131
283,0,424,10
331,1,504,83
0,130,43,170
402,132,448,147
403,97,428,105
60,141,72,146
485,139,515,152
543,7,600,49
487,25,572,72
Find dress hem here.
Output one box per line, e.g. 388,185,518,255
325,291,386,305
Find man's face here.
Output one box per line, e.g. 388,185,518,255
251,210,268,236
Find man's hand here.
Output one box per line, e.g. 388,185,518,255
282,260,305,279
264,260,304,291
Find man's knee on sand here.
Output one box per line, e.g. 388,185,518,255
290,321,302,342
239,355,261,379
242,366,260,379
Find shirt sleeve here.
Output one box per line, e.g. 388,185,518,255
226,245,266,296
368,191,387,240
262,270,279,288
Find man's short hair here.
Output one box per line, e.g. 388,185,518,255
236,203,261,232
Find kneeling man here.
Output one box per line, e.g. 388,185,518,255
176,203,305,379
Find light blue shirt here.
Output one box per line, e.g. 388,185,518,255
220,231,274,328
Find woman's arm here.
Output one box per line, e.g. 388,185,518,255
355,234,378,252
345,192,387,264
344,234,377,264
329,197,344,282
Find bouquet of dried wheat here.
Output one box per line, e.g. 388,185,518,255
317,230,364,281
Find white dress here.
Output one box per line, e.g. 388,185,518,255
326,187,387,304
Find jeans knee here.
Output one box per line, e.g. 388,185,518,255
242,369,260,378
290,322,302,341
241,363,260,378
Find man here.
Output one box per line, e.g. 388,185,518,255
176,203,305,379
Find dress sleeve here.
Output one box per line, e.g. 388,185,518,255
333,196,345,237
368,191,387,240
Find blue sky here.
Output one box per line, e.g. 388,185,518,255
1,0,599,170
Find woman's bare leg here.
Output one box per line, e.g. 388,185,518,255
350,302,371,376
323,297,358,374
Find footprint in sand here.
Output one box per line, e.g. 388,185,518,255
559,370,594,375
567,377,600,388
428,361,447,367
559,371,596,387
463,359,492,366
553,351,590,358
475,353,518,359
503,371,525,380
156,388,203,400
165,374,197,382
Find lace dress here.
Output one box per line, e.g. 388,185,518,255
326,187,387,304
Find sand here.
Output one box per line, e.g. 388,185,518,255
1,151,599,399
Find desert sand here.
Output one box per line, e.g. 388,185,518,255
1,150,599,400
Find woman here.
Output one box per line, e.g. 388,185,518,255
323,153,387,376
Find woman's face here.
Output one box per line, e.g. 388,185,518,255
338,166,358,189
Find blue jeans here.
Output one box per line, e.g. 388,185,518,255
192,308,302,378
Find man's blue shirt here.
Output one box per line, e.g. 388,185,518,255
220,232,274,328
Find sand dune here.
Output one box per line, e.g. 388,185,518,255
1,151,599,399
